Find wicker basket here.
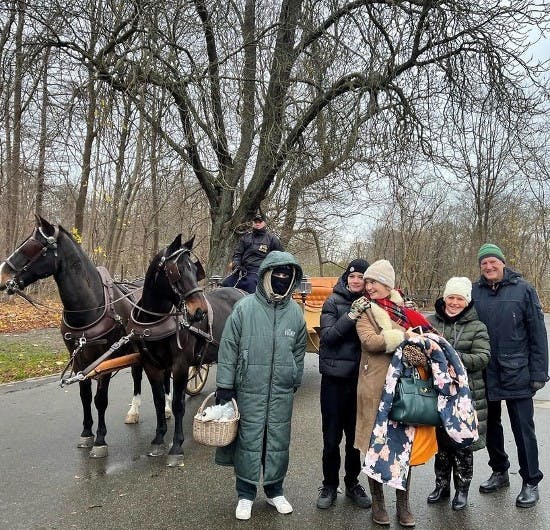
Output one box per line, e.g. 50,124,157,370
193,392,240,447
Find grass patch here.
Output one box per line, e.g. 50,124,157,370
0,341,67,384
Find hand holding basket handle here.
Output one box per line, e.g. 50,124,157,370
216,387,236,404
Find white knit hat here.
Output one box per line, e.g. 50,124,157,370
443,277,472,303
364,259,395,289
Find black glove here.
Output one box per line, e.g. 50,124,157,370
531,381,546,392
216,387,236,404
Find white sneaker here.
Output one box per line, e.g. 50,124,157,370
266,495,293,514
235,498,253,520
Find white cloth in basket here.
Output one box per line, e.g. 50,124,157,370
196,402,235,422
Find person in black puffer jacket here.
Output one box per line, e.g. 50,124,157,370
316,258,372,511
427,277,490,511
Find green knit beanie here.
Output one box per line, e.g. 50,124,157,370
477,243,506,264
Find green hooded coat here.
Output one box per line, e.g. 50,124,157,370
215,251,307,485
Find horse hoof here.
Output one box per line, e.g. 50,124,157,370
124,413,140,424
89,445,108,458
166,454,185,467
77,436,95,448
148,445,166,457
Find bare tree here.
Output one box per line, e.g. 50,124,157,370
25,0,544,273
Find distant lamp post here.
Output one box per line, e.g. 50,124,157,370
296,275,312,305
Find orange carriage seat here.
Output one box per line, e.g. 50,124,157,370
293,277,338,352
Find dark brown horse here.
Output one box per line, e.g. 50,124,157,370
0,216,159,457
129,234,245,466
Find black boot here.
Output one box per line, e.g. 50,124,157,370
427,451,451,504
516,483,539,508
451,447,472,510
479,471,509,493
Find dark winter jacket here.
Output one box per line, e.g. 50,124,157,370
232,228,283,271
318,276,363,378
215,251,307,485
472,268,549,401
428,299,490,450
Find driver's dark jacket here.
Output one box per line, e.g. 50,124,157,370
318,276,363,378
472,268,549,401
232,228,283,271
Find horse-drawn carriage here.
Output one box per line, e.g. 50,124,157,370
0,217,337,464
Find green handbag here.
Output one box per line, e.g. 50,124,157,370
389,369,441,426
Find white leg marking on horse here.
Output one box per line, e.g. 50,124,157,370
165,391,173,419
124,395,141,424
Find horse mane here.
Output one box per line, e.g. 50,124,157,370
144,248,165,281
57,224,75,240
56,224,99,273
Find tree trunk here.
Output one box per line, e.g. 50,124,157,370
6,0,25,249
35,46,50,216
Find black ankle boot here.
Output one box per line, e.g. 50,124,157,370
427,484,450,504
452,490,468,510
516,483,539,508
479,471,509,493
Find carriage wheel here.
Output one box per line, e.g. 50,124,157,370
185,364,210,396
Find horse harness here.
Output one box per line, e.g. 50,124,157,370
58,267,141,386
127,297,216,367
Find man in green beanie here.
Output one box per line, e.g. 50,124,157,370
472,242,549,509
477,243,506,264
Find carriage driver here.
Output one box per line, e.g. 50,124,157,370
221,211,283,293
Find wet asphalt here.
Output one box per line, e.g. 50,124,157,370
1,316,549,530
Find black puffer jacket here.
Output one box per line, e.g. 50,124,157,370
473,268,549,401
428,299,490,450
232,228,283,270
318,276,363,378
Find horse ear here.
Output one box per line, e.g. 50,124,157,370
183,235,196,251
35,214,54,235
167,234,182,255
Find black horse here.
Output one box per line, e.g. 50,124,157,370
0,216,166,456
129,234,245,466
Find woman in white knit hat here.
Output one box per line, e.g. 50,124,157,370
426,277,490,511
353,259,437,527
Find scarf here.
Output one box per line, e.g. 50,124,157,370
370,296,408,328
370,295,437,334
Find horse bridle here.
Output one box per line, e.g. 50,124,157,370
3,226,59,292
159,247,205,304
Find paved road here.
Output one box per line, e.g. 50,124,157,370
1,316,549,530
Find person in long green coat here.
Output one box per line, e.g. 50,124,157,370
426,276,490,511
215,250,307,521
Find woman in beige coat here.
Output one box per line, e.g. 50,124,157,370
354,260,432,527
